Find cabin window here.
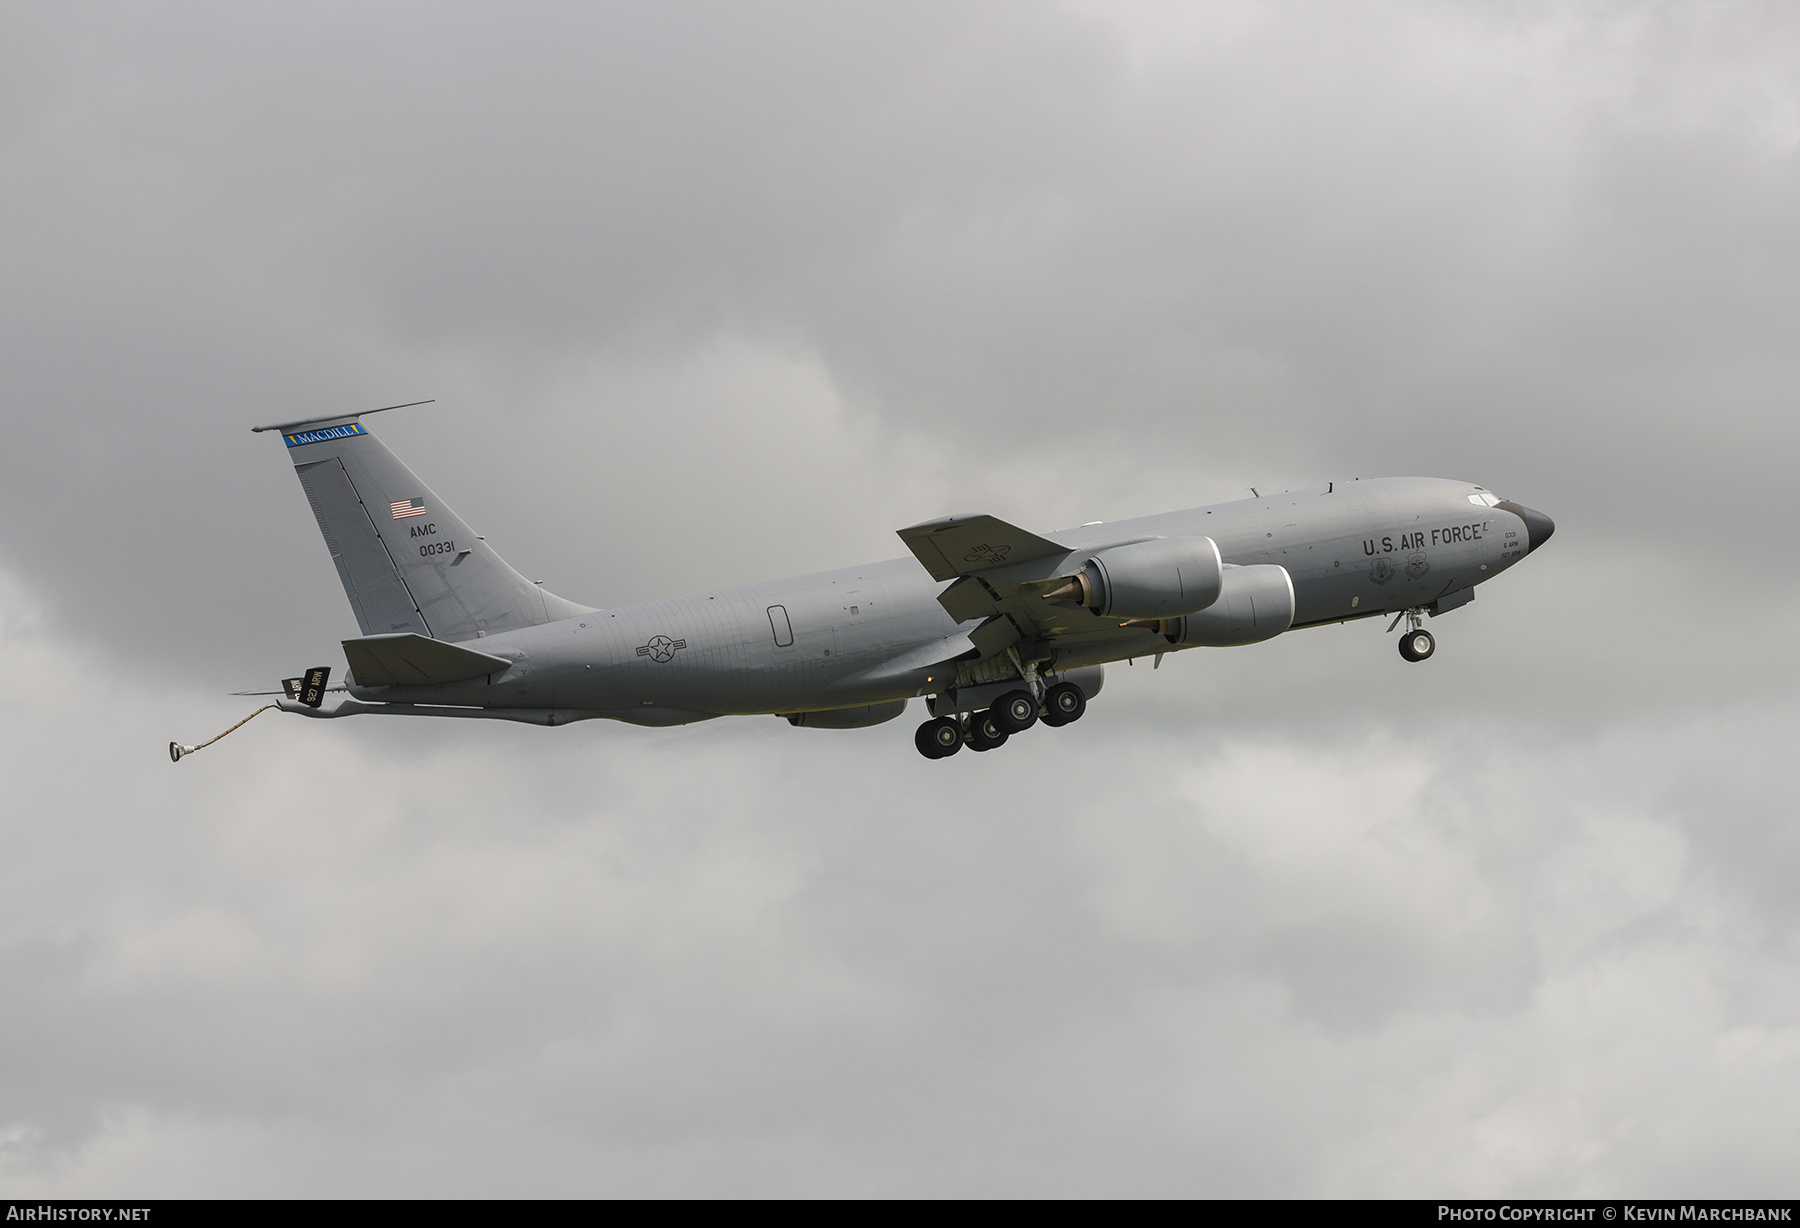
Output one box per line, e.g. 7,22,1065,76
767,605,794,647
1468,492,1502,507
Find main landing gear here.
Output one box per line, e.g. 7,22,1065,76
914,681,1087,760
1388,608,1436,662
915,717,964,758
966,710,1009,752
1039,681,1086,727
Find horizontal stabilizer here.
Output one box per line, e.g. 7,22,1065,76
342,633,512,688
897,514,1068,582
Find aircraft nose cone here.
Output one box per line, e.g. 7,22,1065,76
1496,501,1555,553
1519,506,1554,552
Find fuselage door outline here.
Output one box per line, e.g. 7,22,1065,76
768,604,794,648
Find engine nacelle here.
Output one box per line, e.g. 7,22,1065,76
1070,536,1224,620
784,699,909,729
1159,564,1293,646
1057,665,1104,700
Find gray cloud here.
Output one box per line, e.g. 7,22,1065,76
2,577,1796,1195
1,0,1797,1195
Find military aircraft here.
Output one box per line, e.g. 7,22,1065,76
172,403,1553,761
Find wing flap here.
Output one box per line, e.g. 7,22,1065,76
967,614,1022,658
936,576,998,623
342,633,513,687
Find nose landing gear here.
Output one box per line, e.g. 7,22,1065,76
1388,608,1436,662
1398,628,1435,661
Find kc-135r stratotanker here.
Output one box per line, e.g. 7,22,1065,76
172,403,1554,762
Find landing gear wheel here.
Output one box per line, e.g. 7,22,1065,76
1039,682,1086,727
966,712,1009,752
991,689,1039,734
915,717,963,759
1398,628,1436,662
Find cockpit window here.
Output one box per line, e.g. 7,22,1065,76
1467,492,1502,507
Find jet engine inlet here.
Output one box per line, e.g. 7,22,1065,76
1155,564,1294,646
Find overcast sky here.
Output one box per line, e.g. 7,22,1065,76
2,0,1798,1196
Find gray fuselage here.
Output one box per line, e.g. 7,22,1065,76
344,477,1540,721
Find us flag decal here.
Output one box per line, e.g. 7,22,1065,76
391,498,427,519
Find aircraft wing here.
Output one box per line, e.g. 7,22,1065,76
342,633,513,687
896,514,1070,581
898,514,1166,662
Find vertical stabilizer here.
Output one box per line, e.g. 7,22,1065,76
258,413,592,641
